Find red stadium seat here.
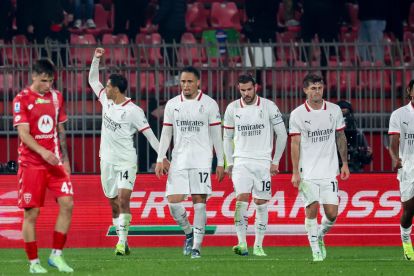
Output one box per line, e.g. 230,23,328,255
186,2,209,34
2,35,32,65
135,33,163,65
70,34,97,65
126,71,164,96
178,32,206,65
0,73,13,94
326,61,357,93
339,31,358,63
347,3,359,32
210,2,242,31
85,4,112,36
358,61,391,93
102,34,132,65
275,31,300,62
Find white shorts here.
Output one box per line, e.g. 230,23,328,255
232,159,272,200
100,160,137,198
299,178,339,207
166,168,212,196
397,165,414,202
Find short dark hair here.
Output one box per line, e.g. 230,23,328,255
109,73,128,93
32,59,56,77
406,79,414,99
303,73,324,88
238,74,256,85
181,66,200,80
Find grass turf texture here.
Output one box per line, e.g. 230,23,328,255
0,247,412,275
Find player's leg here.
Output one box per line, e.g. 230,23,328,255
191,194,207,258
252,161,272,257
166,169,193,255
231,162,253,256
319,179,340,260
400,196,414,260
48,167,74,272
114,165,137,255
18,167,48,273
188,168,212,258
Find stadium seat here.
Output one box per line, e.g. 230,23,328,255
135,33,163,65
210,2,242,31
2,35,32,65
178,32,206,65
85,4,112,36
70,34,97,65
358,61,391,93
326,61,357,94
0,73,13,96
186,2,209,34
264,60,292,91
275,31,300,62
126,71,164,96
347,3,359,32
339,31,358,63
395,61,414,90
102,34,132,65
408,2,414,31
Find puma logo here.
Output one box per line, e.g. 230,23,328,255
403,121,409,126
236,115,241,119
305,120,311,125
174,108,179,112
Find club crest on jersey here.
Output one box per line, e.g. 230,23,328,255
14,102,20,113
23,193,32,204
35,98,51,104
121,111,126,120
28,104,33,110
329,113,333,123
199,105,205,113
37,115,53,133
15,115,21,122
259,110,263,119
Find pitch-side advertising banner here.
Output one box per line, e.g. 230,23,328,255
0,174,403,247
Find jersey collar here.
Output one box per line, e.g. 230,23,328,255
240,96,260,108
305,100,326,112
27,87,51,97
180,90,203,102
120,98,131,106
407,101,414,112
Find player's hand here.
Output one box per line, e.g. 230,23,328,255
340,162,350,180
162,158,170,173
39,148,60,166
394,158,402,170
216,166,224,182
94,47,105,58
63,159,71,175
291,172,301,188
270,164,279,176
225,165,233,179
155,162,165,178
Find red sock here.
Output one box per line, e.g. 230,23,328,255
24,241,38,261
52,231,67,250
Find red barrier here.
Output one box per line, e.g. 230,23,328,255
0,174,403,248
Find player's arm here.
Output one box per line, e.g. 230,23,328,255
389,133,401,169
88,48,105,97
58,123,71,174
210,123,224,182
17,124,59,166
155,125,172,178
271,122,287,176
290,134,301,187
223,127,234,177
336,130,350,180
141,128,170,170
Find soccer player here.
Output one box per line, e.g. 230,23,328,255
88,48,168,256
223,74,287,256
13,59,74,273
155,66,224,258
388,79,414,261
289,73,350,262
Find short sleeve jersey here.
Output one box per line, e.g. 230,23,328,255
163,92,221,170
97,89,150,166
223,96,284,161
289,100,345,180
388,103,414,164
13,88,67,168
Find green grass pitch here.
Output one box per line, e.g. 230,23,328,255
0,247,413,275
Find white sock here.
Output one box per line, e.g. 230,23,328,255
305,218,320,254
401,225,412,243
113,217,119,237
118,213,131,245
168,202,192,235
254,203,268,247
51,249,62,256
234,201,249,244
318,216,336,238
30,258,40,265
193,203,206,250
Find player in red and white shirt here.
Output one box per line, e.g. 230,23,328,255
223,74,287,257
155,66,224,258
88,48,168,256
289,74,350,262
12,59,73,273
388,79,414,261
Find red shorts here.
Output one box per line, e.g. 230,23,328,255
17,165,74,208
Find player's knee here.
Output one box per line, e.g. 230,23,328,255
24,208,40,222
59,197,74,213
325,213,337,222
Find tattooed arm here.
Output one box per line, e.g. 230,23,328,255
336,130,350,180
58,123,71,174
